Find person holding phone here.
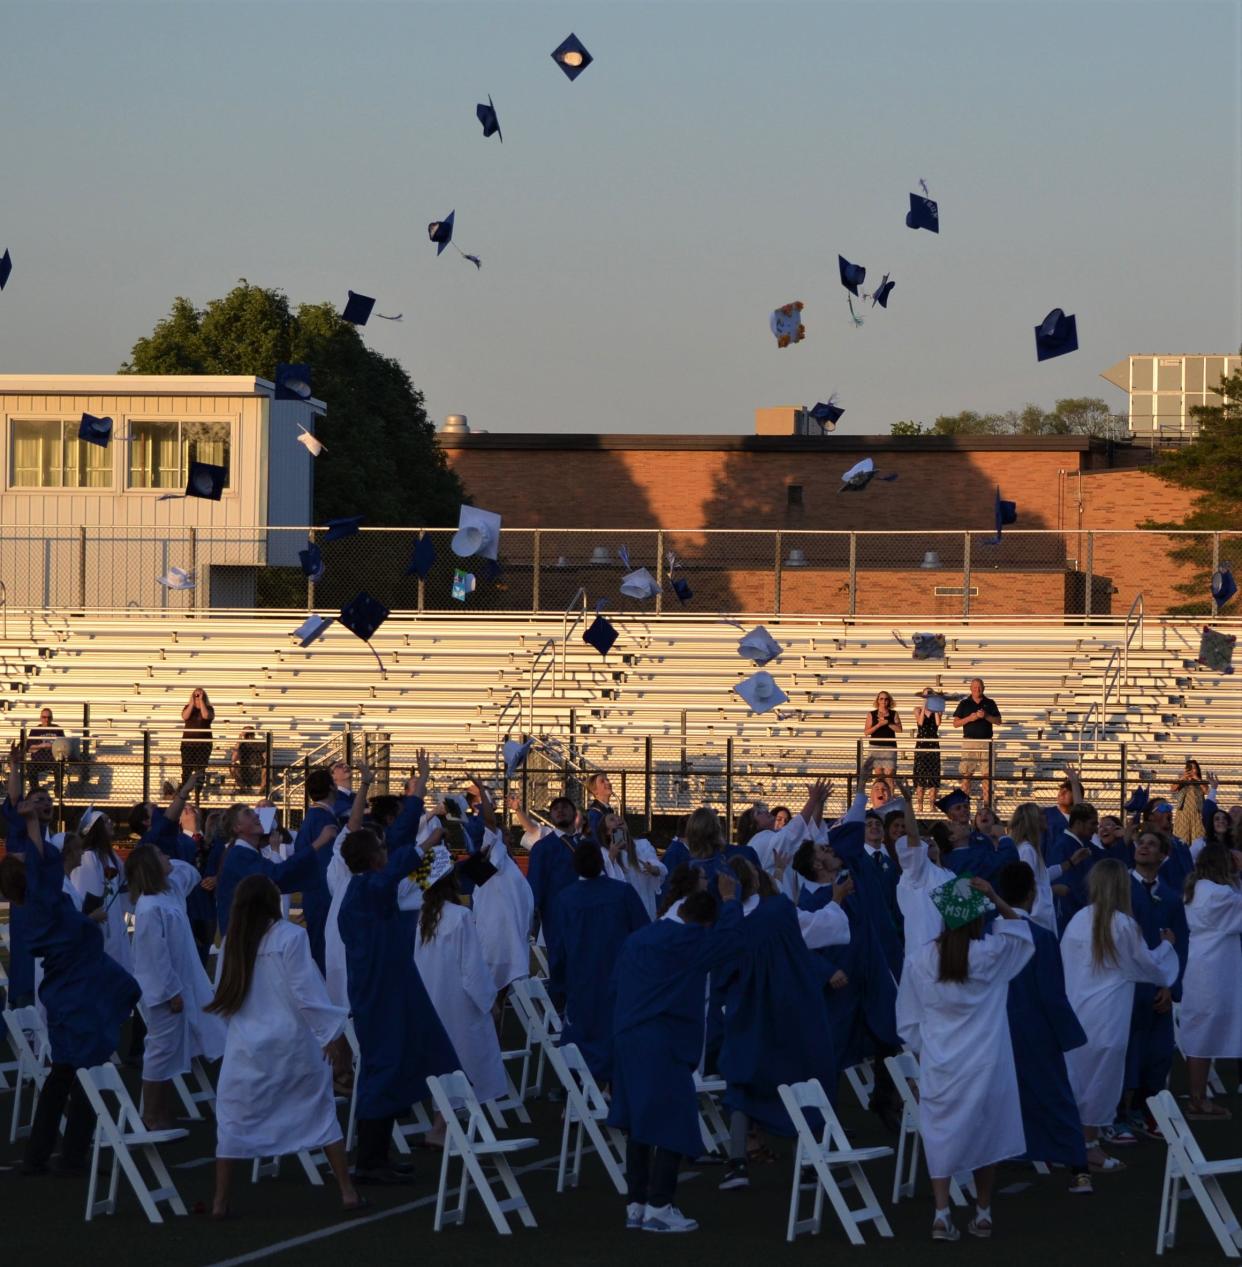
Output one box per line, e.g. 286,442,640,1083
180,687,215,786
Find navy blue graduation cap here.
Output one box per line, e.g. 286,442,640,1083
457,851,498,887
870,274,895,309
988,488,1017,544
341,291,403,326
671,577,693,604
429,210,482,270
906,192,939,232
406,535,436,580
1035,308,1078,361
339,591,390,671
274,363,312,401
552,32,593,80
299,543,325,581
79,413,113,447
1212,564,1237,608
476,96,502,141
185,461,226,501
0,249,11,290
1124,786,1150,814
583,601,618,656
935,788,969,813
809,400,844,431
839,458,897,492
838,255,865,295
324,516,363,543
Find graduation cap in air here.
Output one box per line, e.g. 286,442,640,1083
406,535,436,580
1211,564,1237,608
451,570,476,602
186,461,226,500
808,399,844,432
157,566,195,591
738,625,782,666
341,291,402,326
551,32,593,80
451,505,501,560
770,302,805,348
296,425,325,457
935,788,970,814
583,602,618,656
340,592,390,670
428,210,482,269
324,516,363,543
504,738,532,778
911,632,946,660
457,851,498,889
620,568,659,601
906,191,939,232
870,274,895,308
930,874,994,930
1197,625,1236,675
666,551,692,604
274,363,312,401
989,488,1017,543
838,256,868,327
734,670,788,714
299,543,325,581
1124,786,1150,815
839,458,897,492
476,95,502,141
79,413,113,447
293,614,334,647
1035,308,1078,361
0,249,11,290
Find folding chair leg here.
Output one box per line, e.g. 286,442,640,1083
557,1111,575,1192
491,1153,537,1230
811,1159,865,1246
433,1144,455,1232
142,1143,188,1216
296,1150,326,1185
1187,1174,1242,1258
786,1140,803,1242
171,1073,204,1121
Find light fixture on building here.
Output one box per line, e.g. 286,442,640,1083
785,548,808,568
920,551,942,569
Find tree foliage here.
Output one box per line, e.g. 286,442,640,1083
891,398,1124,438
121,282,463,525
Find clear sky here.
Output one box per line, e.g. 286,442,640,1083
1,0,1238,436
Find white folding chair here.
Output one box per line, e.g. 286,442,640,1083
884,1052,970,1205
427,1070,539,1235
135,1000,216,1122
778,1078,893,1244
541,1040,627,1194
694,1071,730,1156
340,1018,433,1156
1148,1090,1242,1258
509,977,563,1100
76,1063,188,1224
529,942,550,981
5,1006,50,1142
843,1058,875,1114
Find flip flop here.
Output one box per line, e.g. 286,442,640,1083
1088,1155,1126,1173
1186,1103,1232,1120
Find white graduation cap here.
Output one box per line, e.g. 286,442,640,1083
293,614,335,647
737,625,783,666
504,738,532,778
734,670,789,714
619,567,660,600
257,806,278,835
296,425,326,457
451,505,502,560
157,566,195,590
841,457,874,485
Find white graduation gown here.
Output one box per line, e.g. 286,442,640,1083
413,902,507,1104
1178,879,1242,1058
896,836,954,962
602,838,668,922
71,848,134,975
262,842,294,918
215,919,347,1159
1061,906,1178,1126
897,920,1034,1178
1015,841,1063,933
471,826,535,991
747,816,811,900
323,829,352,1009
132,860,226,1080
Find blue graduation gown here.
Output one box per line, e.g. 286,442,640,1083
943,835,1020,883
295,804,340,972
526,832,579,993
13,827,139,1067
332,788,355,819
1044,833,1127,931
1125,874,1188,1095
1156,841,1194,895
718,895,835,1135
1006,915,1087,1167
608,901,745,1158
555,876,650,1081
215,838,321,937
339,836,460,1120
1041,806,1069,856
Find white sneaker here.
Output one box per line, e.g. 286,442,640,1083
642,1204,699,1233
625,1202,645,1230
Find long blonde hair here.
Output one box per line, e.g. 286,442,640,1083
1008,803,1044,854
684,807,723,860
1088,858,1132,968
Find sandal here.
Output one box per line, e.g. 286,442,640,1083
1187,1101,1232,1120
1088,1154,1126,1173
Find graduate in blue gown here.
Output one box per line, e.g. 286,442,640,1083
337,752,459,1183
296,766,346,973
608,874,745,1232
1046,803,1127,931
525,796,581,997
2,771,57,1008
554,841,650,1083
994,862,1093,1191
0,762,141,1175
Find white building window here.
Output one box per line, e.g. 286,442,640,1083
128,419,231,491
10,419,112,489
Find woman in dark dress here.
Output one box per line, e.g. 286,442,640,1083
912,689,942,814
180,687,216,785
863,691,901,778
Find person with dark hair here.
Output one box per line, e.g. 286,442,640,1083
69,805,134,978
1,747,141,1177
1178,842,1242,1119
296,764,353,973
330,760,356,819
338,749,459,1185
230,728,266,793
608,869,744,1233
657,861,706,916
179,687,215,785
126,843,225,1132
207,875,363,1218
1046,801,1121,930
526,794,582,999
599,812,667,921
897,873,1033,1241
554,839,651,1084
994,861,1093,1195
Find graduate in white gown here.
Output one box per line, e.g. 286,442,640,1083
207,874,364,1219
1177,843,1242,1118
69,808,134,975
896,874,1034,1242
126,845,225,1130
1060,858,1178,1171
323,783,379,1010
891,790,955,964
413,845,508,1106
470,794,536,993
601,814,668,921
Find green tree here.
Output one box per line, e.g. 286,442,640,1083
928,410,1007,436
890,419,925,436
121,282,463,526
1140,366,1242,614
1010,397,1121,438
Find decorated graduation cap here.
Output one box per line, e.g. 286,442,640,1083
296,425,325,457
989,488,1017,544
428,210,482,270
451,570,476,602
0,248,10,289
274,363,312,401
1211,563,1237,608
1124,785,1150,814
839,458,897,492
583,601,618,656
1197,625,1236,675
930,873,994,930
551,32,593,80
457,850,498,888
476,95,502,141
935,788,970,814
504,738,532,778
620,568,659,601
451,505,501,560
406,535,436,580
869,273,895,309
734,669,788,714
325,516,363,543
339,591,390,670
906,184,939,233
157,566,195,590
1035,308,1078,361
738,625,782,666
293,614,334,647
299,543,325,581
808,399,843,432
770,302,805,348
79,413,113,447
419,844,455,891
341,291,402,326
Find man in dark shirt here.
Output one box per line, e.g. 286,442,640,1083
952,677,1002,806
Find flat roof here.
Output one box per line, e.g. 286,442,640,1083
0,374,326,408
439,432,1106,453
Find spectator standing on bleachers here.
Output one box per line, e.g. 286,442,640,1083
25,707,65,782
911,691,942,815
1171,759,1208,853
180,687,215,786
863,691,902,778
230,728,266,794
952,678,1001,807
